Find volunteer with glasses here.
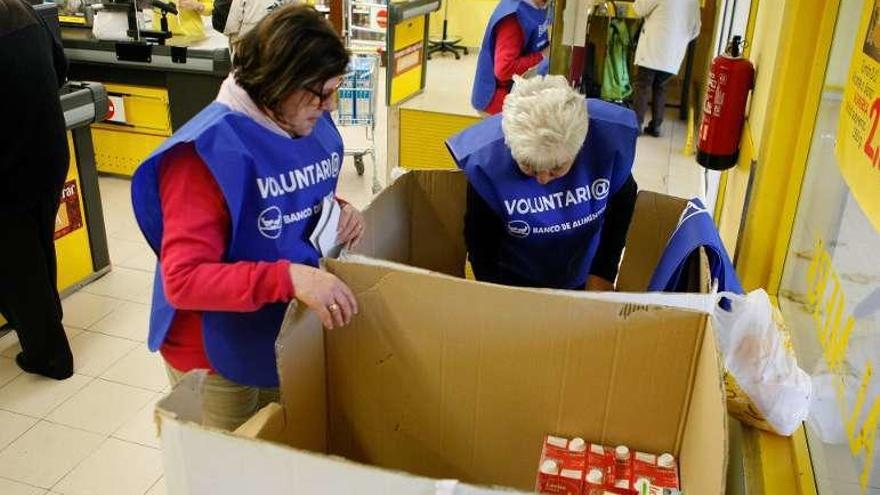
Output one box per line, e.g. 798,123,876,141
471,0,551,115
131,5,364,431
448,75,638,291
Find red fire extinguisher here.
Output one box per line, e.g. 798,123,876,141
697,36,755,170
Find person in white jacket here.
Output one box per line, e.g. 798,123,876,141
224,0,301,53
632,0,701,137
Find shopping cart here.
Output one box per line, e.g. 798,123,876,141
335,52,382,194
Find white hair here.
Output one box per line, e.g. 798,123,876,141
501,75,588,172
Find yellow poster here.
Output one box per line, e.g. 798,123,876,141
389,16,425,105
839,0,880,232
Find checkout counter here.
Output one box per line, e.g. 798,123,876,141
27,3,113,292
57,82,112,293
25,3,113,295
55,0,231,176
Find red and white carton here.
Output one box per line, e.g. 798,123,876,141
541,435,588,470
580,443,638,495
584,443,615,488
633,452,680,494
536,436,588,494
613,445,634,490
536,458,584,495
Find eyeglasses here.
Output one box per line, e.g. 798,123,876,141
305,79,344,108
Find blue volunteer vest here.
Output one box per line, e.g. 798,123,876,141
131,103,343,387
647,199,744,296
448,99,638,289
471,0,550,111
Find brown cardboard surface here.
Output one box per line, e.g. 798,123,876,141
617,192,689,292
408,171,468,277
680,320,728,494
355,172,414,265
156,170,726,495
307,258,712,491
158,386,530,495
234,402,285,441
355,170,467,276
274,304,328,453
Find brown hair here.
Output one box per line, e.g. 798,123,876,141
232,5,349,113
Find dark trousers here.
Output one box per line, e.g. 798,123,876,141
632,65,675,131
0,193,73,375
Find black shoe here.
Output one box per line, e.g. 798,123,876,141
16,352,74,380
643,125,662,138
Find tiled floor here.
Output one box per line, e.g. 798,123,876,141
0,56,700,494
0,179,168,495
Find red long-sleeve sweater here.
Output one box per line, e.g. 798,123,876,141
485,14,545,115
157,143,295,372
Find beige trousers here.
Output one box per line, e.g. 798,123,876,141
165,364,280,432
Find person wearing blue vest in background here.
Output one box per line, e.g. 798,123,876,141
449,75,639,291
472,0,552,115
131,5,364,431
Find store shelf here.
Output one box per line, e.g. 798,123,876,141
347,0,387,46
351,1,387,8
350,39,385,47
351,25,387,34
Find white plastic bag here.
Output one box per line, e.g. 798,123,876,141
711,289,812,436
91,9,132,41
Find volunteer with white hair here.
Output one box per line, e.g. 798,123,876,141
447,75,638,291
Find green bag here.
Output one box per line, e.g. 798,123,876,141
601,18,633,102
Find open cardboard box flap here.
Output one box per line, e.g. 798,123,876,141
156,170,727,494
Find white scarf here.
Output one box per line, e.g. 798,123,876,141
214,73,289,137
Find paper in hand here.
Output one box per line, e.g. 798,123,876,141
309,195,344,259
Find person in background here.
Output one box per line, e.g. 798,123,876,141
156,0,213,44
471,0,552,116
448,75,638,291
212,0,231,33
224,0,301,51
131,5,364,431
0,0,74,379
631,0,701,137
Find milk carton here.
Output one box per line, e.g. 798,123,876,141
613,445,634,490
633,452,680,494
535,436,586,494
583,443,614,490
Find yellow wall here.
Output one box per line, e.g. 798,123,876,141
715,0,789,255
429,0,498,47
745,0,787,151
399,109,480,169
716,0,841,291
716,129,754,254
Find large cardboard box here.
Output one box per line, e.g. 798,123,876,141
157,171,727,494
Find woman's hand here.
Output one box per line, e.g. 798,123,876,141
337,203,365,249
289,264,358,329
586,275,614,292
179,0,205,13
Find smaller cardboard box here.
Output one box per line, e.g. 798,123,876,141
156,171,726,494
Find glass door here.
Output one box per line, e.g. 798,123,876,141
778,0,880,493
